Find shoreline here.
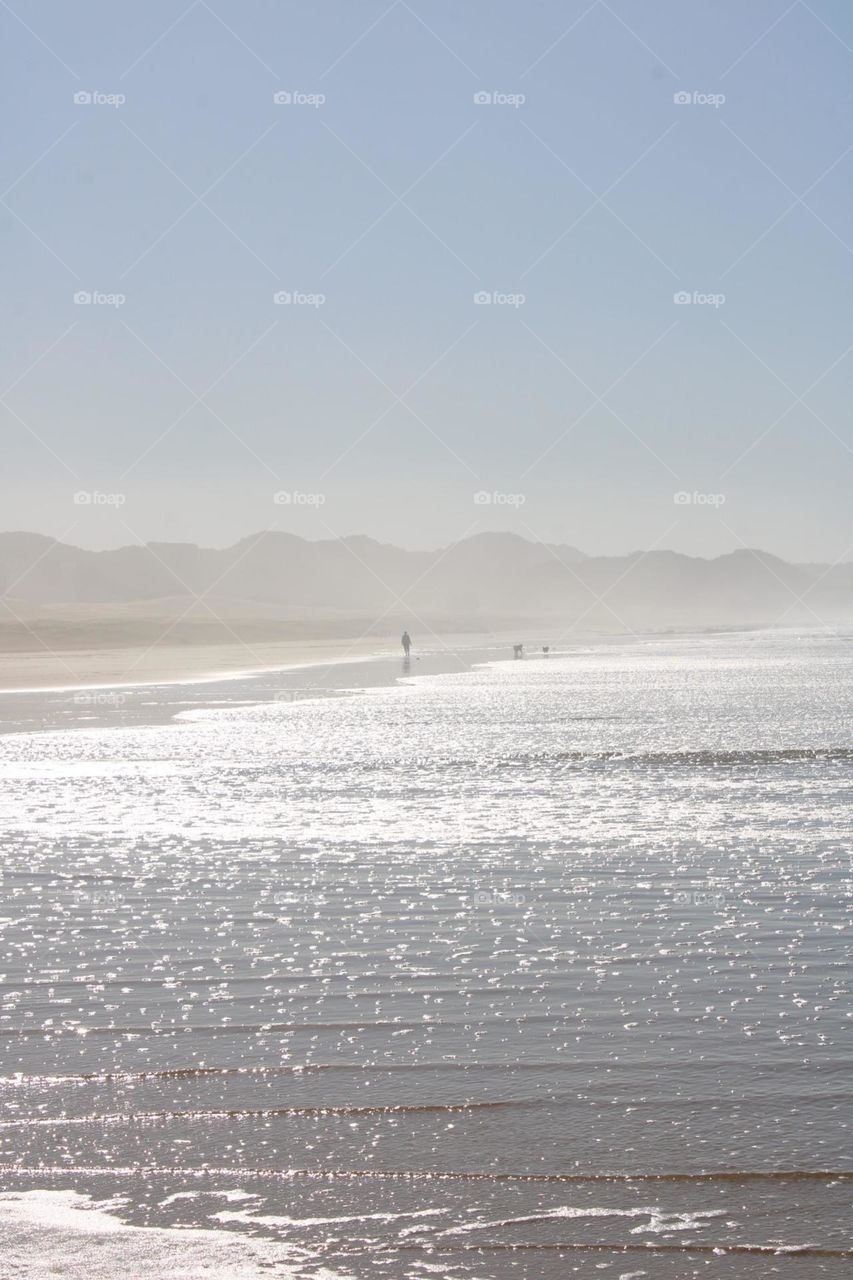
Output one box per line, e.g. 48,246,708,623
0,650,395,697
0,636,511,735
0,637,400,696
0,617,777,697
0,627,657,735
0,625,777,735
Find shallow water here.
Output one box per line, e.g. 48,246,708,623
0,630,850,1277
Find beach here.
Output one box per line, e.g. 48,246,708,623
0,637,398,694
0,598,408,692
5,0,848,1270
0,597,555,695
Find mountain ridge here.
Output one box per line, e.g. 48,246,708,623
0,531,850,626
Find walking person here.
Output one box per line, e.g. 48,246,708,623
401,630,412,658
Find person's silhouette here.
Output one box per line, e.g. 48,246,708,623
401,630,412,657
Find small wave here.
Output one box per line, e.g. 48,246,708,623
428,1205,727,1235
4,1058,849,1085
387,1241,853,1258
0,1190,310,1279
2,1165,849,1185
213,1206,448,1228
517,747,853,769
0,1100,522,1126
0,1021,437,1038
310,745,853,774
4,1089,848,1126
0,1013,578,1038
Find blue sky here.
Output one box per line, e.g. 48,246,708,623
3,0,853,561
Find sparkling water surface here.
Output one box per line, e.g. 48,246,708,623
0,630,850,1277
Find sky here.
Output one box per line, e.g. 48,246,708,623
2,0,853,563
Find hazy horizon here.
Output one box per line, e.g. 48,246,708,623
4,1,853,565
3,522,853,566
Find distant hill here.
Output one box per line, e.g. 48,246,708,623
0,531,850,628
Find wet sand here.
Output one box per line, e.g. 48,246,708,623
0,629,608,696
0,600,583,694
0,641,495,735
0,636,401,693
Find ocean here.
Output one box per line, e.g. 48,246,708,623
0,629,850,1277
